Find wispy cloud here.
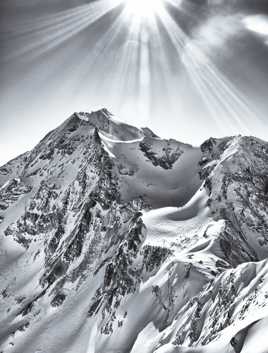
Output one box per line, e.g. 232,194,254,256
243,15,268,45
189,14,243,56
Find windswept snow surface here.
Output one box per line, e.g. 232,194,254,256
99,128,202,208
1,110,268,353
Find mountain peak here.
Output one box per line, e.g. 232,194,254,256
74,108,111,124
76,108,113,121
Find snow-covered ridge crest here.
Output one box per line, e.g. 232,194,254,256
0,110,268,353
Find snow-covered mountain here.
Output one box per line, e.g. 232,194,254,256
1,109,268,353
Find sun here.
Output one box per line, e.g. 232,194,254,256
122,0,166,22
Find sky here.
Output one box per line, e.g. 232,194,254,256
1,0,268,165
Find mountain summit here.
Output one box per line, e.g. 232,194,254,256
1,110,268,353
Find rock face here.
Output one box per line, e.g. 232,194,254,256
0,109,268,353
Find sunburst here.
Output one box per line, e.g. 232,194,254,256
121,0,167,23
3,0,260,134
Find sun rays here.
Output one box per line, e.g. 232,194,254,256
1,0,262,135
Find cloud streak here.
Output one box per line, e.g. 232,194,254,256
243,15,268,45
